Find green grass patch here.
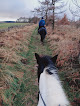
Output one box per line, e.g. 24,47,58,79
0,23,28,29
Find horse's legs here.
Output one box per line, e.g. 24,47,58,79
41,34,45,43
41,36,43,42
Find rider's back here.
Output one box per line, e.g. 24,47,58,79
39,19,45,27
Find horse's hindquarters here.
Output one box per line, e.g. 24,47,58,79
39,27,47,42
39,27,47,35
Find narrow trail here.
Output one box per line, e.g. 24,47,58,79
1,26,53,106
22,27,53,106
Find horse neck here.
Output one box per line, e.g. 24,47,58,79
39,66,60,97
38,67,70,106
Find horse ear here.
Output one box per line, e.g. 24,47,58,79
35,53,41,64
51,55,58,64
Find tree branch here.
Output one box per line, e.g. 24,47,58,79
69,2,80,17
72,0,80,8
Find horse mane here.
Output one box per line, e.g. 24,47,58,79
38,67,70,106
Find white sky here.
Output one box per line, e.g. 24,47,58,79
0,0,79,21
0,0,39,21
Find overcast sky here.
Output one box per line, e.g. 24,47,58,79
0,0,79,21
0,0,39,21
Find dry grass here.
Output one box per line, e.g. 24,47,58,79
0,24,37,105
47,24,80,105
47,24,80,67
0,25,36,63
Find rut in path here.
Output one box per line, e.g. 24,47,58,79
23,27,53,106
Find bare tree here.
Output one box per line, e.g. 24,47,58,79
32,0,67,29
52,0,55,29
72,0,80,8
69,0,80,17
33,0,51,22
52,0,67,29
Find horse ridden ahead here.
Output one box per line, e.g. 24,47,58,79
38,17,47,43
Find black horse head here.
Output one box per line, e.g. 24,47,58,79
35,53,58,82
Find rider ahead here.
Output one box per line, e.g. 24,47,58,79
38,17,45,30
38,17,47,43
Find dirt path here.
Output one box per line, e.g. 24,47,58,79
22,27,53,106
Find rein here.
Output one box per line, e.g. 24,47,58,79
39,91,46,106
39,91,61,106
